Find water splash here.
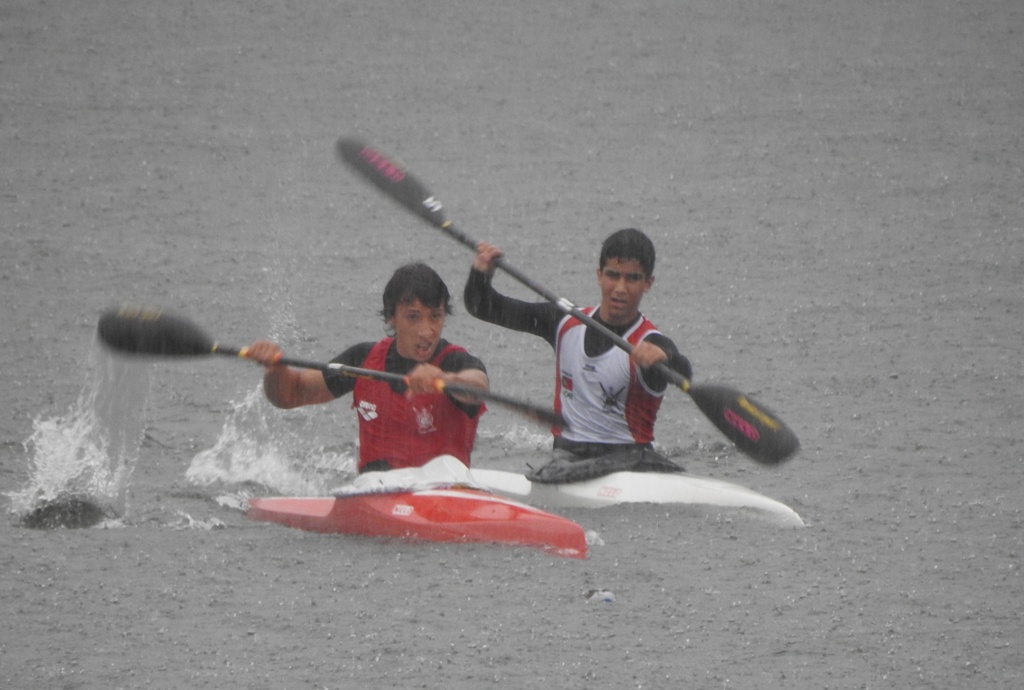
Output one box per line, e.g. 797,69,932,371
7,343,151,526
183,286,358,498
187,386,356,496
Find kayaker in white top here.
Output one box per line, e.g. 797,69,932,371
464,228,692,482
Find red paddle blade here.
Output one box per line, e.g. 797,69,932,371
688,384,799,465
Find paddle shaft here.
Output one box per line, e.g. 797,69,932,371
223,347,568,427
217,344,485,399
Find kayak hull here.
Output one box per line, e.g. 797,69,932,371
470,469,804,527
247,488,588,559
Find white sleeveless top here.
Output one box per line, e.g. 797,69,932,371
553,307,665,444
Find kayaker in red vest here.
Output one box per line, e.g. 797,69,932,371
246,263,488,473
464,228,691,482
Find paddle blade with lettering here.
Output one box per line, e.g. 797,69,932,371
336,138,448,229
687,383,800,465
97,306,216,357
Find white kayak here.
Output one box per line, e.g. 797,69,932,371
470,468,805,527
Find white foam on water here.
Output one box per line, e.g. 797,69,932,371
7,343,151,517
186,386,356,496
183,293,359,497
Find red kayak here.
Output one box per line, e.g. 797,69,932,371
247,487,587,559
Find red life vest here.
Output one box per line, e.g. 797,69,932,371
353,338,483,472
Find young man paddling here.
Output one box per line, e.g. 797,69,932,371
247,263,488,473
464,228,690,482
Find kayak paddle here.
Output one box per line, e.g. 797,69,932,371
336,138,799,465
96,305,567,430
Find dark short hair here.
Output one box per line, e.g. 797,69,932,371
599,228,655,276
380,263,453,321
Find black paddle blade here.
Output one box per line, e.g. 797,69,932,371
97,306,216,357
688,384,799,465
336,138,448,228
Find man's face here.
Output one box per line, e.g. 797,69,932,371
389,299,447,361
596,258,653,326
